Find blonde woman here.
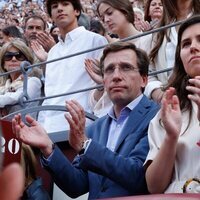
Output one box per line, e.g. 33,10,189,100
0,39,42,117
20,144,50,199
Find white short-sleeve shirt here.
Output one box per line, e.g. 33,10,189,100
145,104,200,193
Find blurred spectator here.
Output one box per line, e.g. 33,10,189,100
78,12,91,30
129,0,144,10
18,10,28,26
12,18,20,27
133,7,146,31
0,1,7,11
143,0,163,29
24,15,55,62
0,18,6,29
89,19,105,36
49,25,60,43
40,11,53,30
133,0,163,32
85,6,96,20
0,29,4,47
134,7,144,22
20,144,50,200
2,25,24,44
24,15,46,46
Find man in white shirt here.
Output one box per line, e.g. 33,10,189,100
38,0,107,133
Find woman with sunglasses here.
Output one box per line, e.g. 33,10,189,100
0,39,42,118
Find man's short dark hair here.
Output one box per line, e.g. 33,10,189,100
100,42,149,77
46,0,82,17
24,15,46,31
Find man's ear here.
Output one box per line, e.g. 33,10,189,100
141,75,148,88
75,10,80,18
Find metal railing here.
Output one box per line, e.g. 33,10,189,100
0,20,184,141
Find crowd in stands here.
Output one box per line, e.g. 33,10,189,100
0,0,200,199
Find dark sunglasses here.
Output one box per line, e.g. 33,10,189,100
3,51,26,61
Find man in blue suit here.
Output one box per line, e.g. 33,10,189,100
12,42,159,199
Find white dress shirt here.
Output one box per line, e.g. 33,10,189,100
145,103,200,193
38,26,107,133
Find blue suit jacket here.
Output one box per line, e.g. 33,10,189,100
42,95,159,199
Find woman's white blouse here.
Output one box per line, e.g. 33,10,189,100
0,77,42,108
145,104,200,193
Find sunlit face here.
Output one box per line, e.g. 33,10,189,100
149,0,163,21
3,46,26,74
98,3,129,36
25,18,45,41
103,49,147,108
50,1,80,32
180,23,200,78
51,27,60,36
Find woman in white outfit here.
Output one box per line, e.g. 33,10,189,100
0,39,42,118
144,0,200,103
145,15,200,194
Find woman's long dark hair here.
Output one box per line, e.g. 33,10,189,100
2,25,24,40
164,15,200,129
144,0,163,23
149,0,200,64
